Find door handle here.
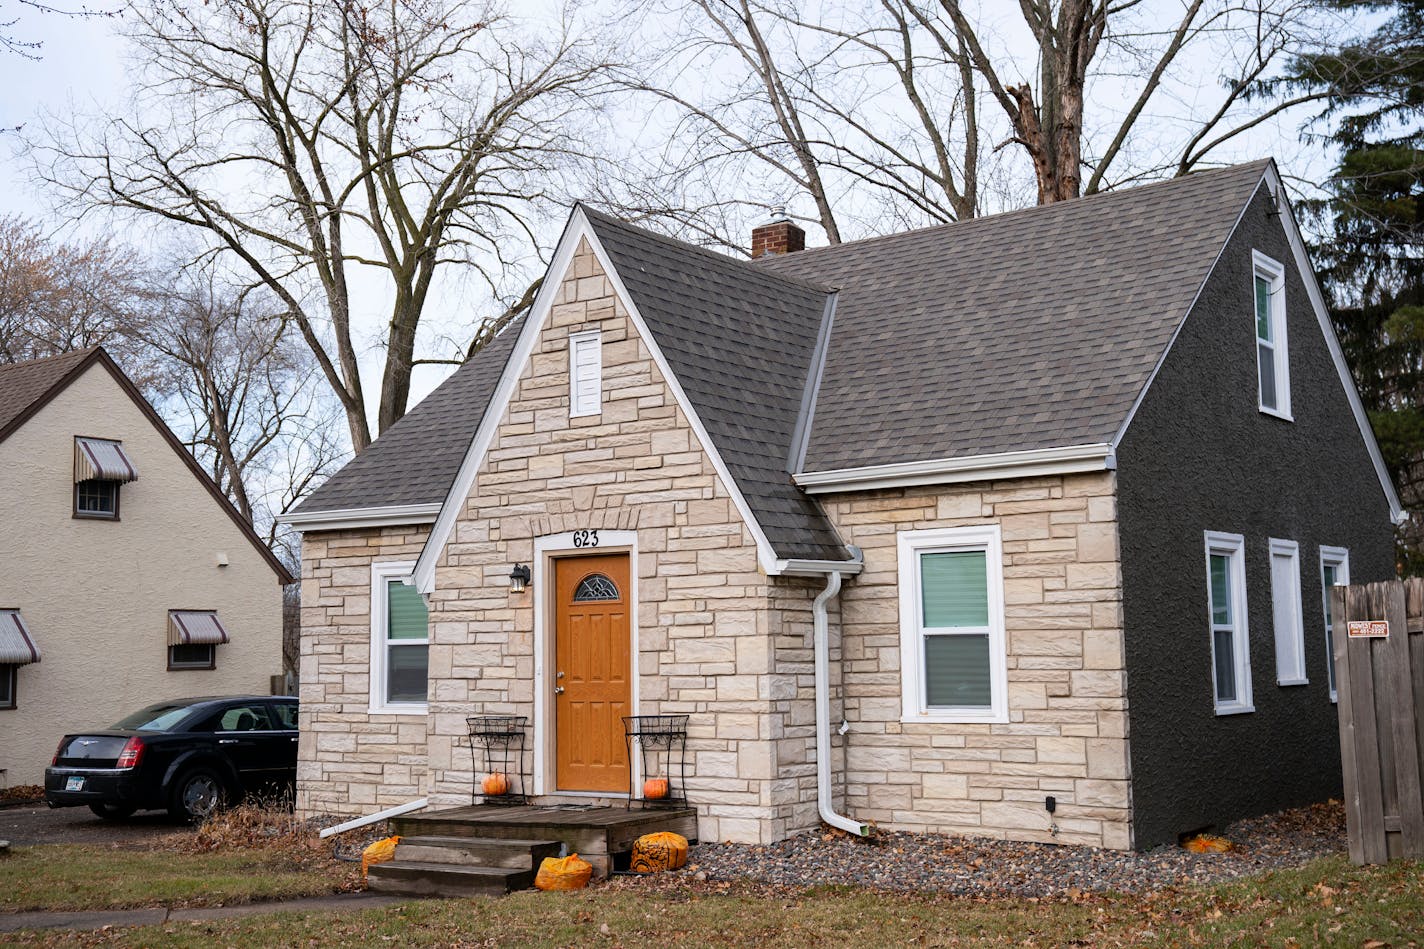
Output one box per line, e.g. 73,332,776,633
554,686,565,695
290,737,299,742
218,739,238,745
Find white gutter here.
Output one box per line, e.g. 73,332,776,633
318,797,428,838
794,443,1115,495
812,570,868,836
277,503,442,532
773,557,864,577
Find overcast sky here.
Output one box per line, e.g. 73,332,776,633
0,1,1350,417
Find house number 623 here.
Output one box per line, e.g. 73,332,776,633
572,529,599,548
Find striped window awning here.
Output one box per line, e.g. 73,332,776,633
74,437,138,484
168,611,231,646
0,610,41,665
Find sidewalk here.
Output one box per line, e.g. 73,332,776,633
0,892,416,934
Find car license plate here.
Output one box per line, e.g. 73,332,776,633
65,776,85,791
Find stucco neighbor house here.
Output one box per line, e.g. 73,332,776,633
0,347,292,787
282,158,1402,850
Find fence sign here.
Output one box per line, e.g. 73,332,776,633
1348,620,1390,639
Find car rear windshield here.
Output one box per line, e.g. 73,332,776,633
110,703,196,731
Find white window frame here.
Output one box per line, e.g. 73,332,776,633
370,560,428,715
1204,531,1255,715
1319,546,1350,704
897,525,1008,725
1268,538,1308,686
568,328,602,418
1253,250,1292,421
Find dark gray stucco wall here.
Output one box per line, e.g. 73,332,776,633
1116,184,1396,849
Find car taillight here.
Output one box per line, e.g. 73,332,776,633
51,739,66,766
116,736,144,769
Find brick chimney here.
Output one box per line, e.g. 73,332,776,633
751,207,805,258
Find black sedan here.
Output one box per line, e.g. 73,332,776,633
44,695,299,822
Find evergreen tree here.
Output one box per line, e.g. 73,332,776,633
1287,1,1424,570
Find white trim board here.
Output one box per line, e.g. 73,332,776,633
412,207,814,592
277,502,442,532
794,443,1115,494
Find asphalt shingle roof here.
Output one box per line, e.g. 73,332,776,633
582,207,848,561
756,160,1271,471
0,348,99,440
294,316,526,513
294,160,1274,563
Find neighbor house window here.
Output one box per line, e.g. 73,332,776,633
168,643,216,670
74,479,119,518
167,611,229,670
898,525,1007,724
569,328,602,418
1269,538,1308,686
0,665,14,710
1320,546,1350,703
1253,251,1291,419
73,436,137,519
1205,531,1254,715
371,561,429,712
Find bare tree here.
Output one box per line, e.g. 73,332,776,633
0,216,163,383
34,0,616,450
2,1,120,61
619,0,1343,247
138,264,340,527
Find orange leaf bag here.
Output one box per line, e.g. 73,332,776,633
535,853,594,891
630,831,689,873
360,835,402,880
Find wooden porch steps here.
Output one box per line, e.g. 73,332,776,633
366,836,561,898
386,803,699,886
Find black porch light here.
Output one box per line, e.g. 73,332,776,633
509,563,531,594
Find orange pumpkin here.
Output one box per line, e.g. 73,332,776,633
482,772,510,796
642,777,670,800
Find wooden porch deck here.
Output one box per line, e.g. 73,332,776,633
392,803,698,878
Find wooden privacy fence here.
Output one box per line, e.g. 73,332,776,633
1330,579,1424,863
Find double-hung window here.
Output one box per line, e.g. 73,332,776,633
898,526,1007,724
370,561,429,713
1205,531,1254,714
1268,538,1308,686
1319,546,1350,703
1253,251,1291,419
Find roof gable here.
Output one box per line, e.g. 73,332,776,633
0,348,294,583
580,208,847,562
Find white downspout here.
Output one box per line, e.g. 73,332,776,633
813,570,869,836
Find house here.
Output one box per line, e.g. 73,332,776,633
0,348,292,787
281,159,1401,850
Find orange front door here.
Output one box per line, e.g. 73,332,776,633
554,553,631,792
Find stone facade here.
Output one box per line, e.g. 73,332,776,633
420,240,814,844
297,524,432,816
822,473,1131,849
295,241,1130,848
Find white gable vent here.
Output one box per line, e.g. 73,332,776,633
569,329,602,417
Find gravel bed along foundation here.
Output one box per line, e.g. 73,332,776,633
606,801,1346,899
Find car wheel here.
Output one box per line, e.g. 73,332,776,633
88,802,137,820
169,767,227,822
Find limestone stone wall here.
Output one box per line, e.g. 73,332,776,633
822,473,1132,849
297,525,432,817
424,240,809,843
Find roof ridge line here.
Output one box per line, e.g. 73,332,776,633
754,158,1276,264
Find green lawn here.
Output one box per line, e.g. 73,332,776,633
4,853,1421,947
0,842,357,912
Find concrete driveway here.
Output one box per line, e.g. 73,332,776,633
0,803,192,847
